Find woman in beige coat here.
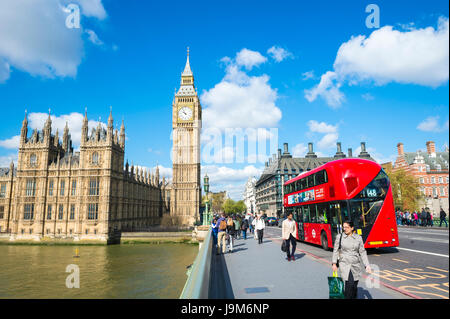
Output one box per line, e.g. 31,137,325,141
331,221,371,299
282,212,297,261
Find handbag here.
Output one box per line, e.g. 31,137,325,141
281,239,287,252
336,233,343,268
328,271,345,299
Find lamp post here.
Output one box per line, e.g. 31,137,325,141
203,174,210,226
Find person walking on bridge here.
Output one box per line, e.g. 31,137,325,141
253,214,265,244
241,217,249,240
226,216,235,253
440,208,448,227
331,221,371,299
216,213,227,255
282,212,297,261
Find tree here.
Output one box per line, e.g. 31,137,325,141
222,198,236,215
211,192,226,213
386,167,423,211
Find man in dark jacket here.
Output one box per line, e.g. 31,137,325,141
420,209,427,227
440,209,448,227
426,210,432,227
241,218,249,240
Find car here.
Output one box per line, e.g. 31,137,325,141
278,217,286,227
265,217,278,226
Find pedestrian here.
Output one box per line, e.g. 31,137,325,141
421,208,427,227
248,214,254,234
211,217,218,247
241,217,249,240
226,216,235,253
404,211,410,226
413,211,419,226
439,208,448,227
401,211,406,225
426,209,432,227
282,212,297,261
331,221,371,299
429,211,433,227
234,216,241,240
253,214,265,244
216,213,228,255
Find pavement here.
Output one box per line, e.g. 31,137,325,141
209,230,408,299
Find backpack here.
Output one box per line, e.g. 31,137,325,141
219,219,227,230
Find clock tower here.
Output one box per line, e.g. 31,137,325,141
171,48,202,225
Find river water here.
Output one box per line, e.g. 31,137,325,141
0,244,198,299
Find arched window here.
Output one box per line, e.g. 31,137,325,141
92,152,99,164
30,154,37,166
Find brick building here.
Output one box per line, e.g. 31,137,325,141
393,141,449,216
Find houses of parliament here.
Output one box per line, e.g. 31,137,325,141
0,51,202,242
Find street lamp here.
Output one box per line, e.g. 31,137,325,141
203,174,210,226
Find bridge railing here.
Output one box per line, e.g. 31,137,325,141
179,227,213,299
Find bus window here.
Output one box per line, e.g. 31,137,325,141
329,203,338,225
302,206,310,223
296,207,303,223
317,203,329,224
307,175,314,189
310,204,319,223
340,201,350,222
315,170,327,185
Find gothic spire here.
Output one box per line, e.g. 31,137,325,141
182,46,193,76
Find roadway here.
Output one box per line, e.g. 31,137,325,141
264,225,449,299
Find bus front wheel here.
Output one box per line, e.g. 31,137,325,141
321,232,329,251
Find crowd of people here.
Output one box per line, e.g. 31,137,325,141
395,207,448,227
210,212,266,254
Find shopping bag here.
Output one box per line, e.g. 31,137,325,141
328,271,345,299
281,240,287,252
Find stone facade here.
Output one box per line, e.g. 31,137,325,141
393,141,449,216
170,49,202,226
243,177,257,214
255,142,374,217
0,111,170,242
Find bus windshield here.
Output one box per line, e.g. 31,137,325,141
349,169,390,229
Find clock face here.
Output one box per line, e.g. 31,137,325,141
178,106,193,121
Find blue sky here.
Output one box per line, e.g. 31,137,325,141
0,0,448,200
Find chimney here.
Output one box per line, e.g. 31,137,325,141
426,141,436,157
397,143,404,156
306,142,317,158
334,142,345,158
348,148,353,157
283,143,289,154
278,148,282,158
272,154,276,162
265,161,268,167
358,142,371,159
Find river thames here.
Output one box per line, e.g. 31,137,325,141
0,244,198,299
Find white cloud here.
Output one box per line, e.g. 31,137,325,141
361,93,374,101
307,120,338,134
417,116,449,132
267,46,293,62
334,17,449,87
305,17,449,107
201,50,281,130
0,135,20,149
76,0,107,20
0,0,107,83
235,48,267,70
85,29,104,46
304,71,345,108
292,143,308,157
0,153,17,167
317,133,339,149
302,70,315,81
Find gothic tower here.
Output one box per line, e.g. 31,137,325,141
171,48,201,225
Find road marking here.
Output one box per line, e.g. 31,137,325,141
407,237,449,244
426,266,448,273
392,258,409,264
396,247,449,258
398,230,449,236
373,254,380,257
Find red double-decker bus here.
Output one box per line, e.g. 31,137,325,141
283,158,399,250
